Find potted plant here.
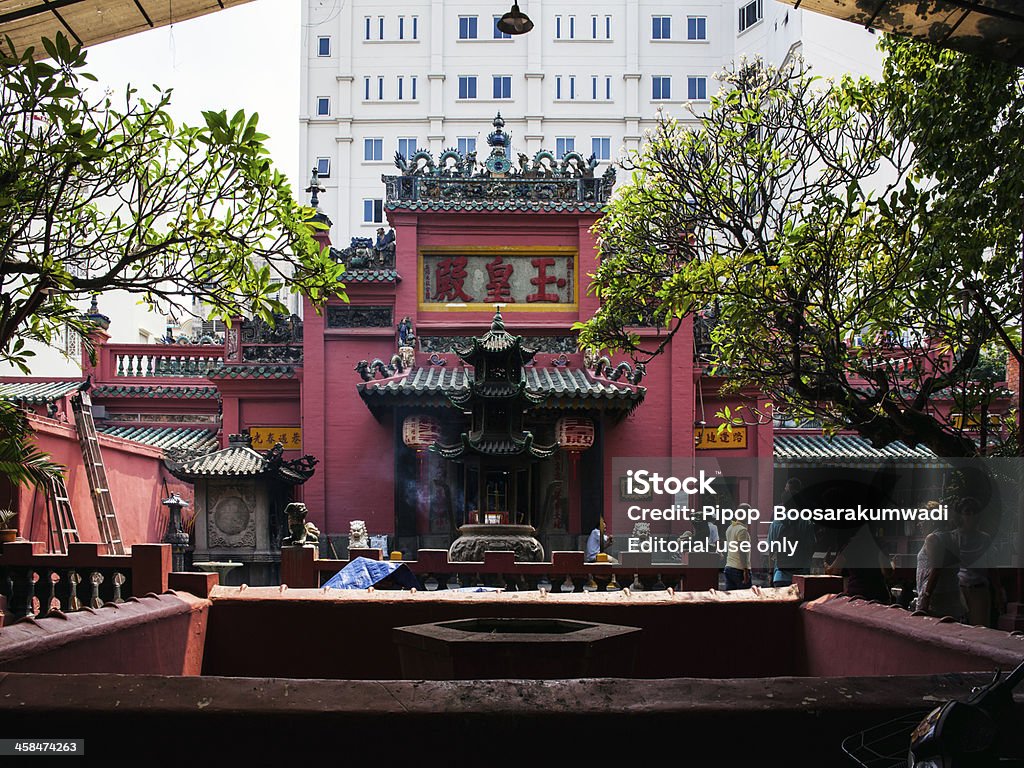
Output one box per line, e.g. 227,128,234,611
0,508,17,544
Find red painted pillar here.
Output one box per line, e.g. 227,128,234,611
301,296,328,533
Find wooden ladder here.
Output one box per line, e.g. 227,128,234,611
70,391,124,555
45,472,80,555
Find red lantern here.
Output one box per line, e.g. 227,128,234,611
403,415,441,452
403,415,441,536
556,417,594,535
556,417,595,453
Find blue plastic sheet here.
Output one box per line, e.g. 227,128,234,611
322,557,421,590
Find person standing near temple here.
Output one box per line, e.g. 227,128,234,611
724,504,752,590
953,496,1000,627
916,508,967,621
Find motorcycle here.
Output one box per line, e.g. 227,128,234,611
844,657,1024,767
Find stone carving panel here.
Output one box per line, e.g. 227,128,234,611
327,305,394,329
208,485,257,548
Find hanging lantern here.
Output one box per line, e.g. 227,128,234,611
556,417,595,453
403,414,441,537
403,415,441,452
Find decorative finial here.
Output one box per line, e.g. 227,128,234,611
491,306,505,331
306,168,325,209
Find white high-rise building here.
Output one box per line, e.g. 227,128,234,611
299,0,882,238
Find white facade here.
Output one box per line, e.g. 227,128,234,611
0,291,169,378
300,0,882,238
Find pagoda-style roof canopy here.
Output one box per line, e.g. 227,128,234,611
357,366,644,415
166,434,317,485
383,114,616,213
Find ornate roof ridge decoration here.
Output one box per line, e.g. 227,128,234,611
208,364,298,380
165,431,318,483
92,384,221,400
384,113,616,210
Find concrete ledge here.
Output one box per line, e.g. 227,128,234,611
203,586,803,679
0,672,1018,764
800,595,1024,676
0,591,209,675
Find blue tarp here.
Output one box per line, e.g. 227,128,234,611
322,557,421,590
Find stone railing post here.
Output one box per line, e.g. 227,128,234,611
131,544,171,597
281,546,317,588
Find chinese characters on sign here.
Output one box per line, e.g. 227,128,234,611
695,426,748,450
422,253,575,306
250,427,303,451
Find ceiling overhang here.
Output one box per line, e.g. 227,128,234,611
779,0,1024,65
0,0,254,57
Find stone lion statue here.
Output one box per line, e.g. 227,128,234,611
282,502,320,547
349,519,370,549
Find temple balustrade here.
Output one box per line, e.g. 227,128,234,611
281,545,720,593
0,542,172,620
93,343,225,383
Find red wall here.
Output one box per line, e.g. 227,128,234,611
19,414,192,547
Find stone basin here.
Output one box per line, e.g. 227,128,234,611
393,616,641,679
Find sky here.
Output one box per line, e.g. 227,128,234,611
81,0,302,189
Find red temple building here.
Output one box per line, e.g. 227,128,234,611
2,116,1024,765
0,114,1013,586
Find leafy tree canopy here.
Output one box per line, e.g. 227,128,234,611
578,40,1023,457
0,33,346,373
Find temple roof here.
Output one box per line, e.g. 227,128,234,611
774,434,941,467
166,437,317,484
358,365,644,412
98,425,219,453
383,114,615,213
0,380,85,405
92,385,220,400
208,364,298,380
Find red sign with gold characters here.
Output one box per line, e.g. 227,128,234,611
695,426,747,450
250,427,302,451
421,250,576,309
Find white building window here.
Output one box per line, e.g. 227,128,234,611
591,137,610,161
316,97,330,116
605,15,612,39
317,36,331,56
364,17,371,40
493,75,512,99
652,76,671,100
364,138,383,161
412,16,418,39
364,77,371,100
493,16,511,38
738,0,763,32
378,16,385,40
687,76,708,100
457,137,477,155
556,137,575,158
397,76,404,100
459,15,478,39
569,75,576,100
556,75,562,100
377,76,384,100
652,16,671,40
363,198,384,224
687,16,707,40
556,75,577,101
555,15,562,39
569,15,576,39
397,137,418,159
316,157,331,177
411,76,418,100
399,16,406,40
458,76,477,99
605,76,612,100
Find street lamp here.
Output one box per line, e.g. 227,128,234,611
496,3,534,35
